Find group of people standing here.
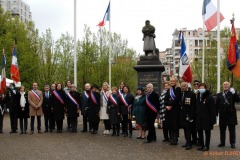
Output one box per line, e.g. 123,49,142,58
0,78,239,151
159,77,240,151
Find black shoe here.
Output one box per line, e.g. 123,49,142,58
231,144,236,148
38,130,42,134
185,146,192,150
24,131,27,134
197,146,204,151
20,131,23,135
10,131,17,134
81,130,87,132
0,131,3,133
162,139,169,142
123,133,128,137
181,144,187,147
202,147,209,151
44,131,48,133
116,132,120,136
29,131,34,135
218,143,225,147
91,131,97,134
144,140,152,143
50,130,53,133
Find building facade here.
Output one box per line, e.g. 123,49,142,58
0,0,32,23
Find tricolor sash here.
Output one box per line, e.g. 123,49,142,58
146,95,157,113
102,91,109,103
31,90,41,102
109,95,118,106
67,92,79,109
118,89,122,95
120,93,129,107
91,92,98,105
170,87,176,100
83,91,89,99
53,90,64,105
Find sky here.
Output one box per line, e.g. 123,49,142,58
23,0,240,55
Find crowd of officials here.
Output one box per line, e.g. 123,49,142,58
0,77,239,151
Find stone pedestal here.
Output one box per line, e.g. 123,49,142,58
133,56,165,94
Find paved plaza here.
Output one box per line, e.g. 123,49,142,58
1,112,240,160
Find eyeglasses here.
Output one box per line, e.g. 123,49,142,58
194,83,199,86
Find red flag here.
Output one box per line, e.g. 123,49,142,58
0,51,6,94
227,19,240,79
10,47,20,82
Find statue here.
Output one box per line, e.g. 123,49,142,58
142,20,157,56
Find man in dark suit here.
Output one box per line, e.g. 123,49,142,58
180,82,196,150
3,83,20,133
66,84,81,133
216,81,240,148
42,85,53,132
81,83,91,132
0,94,4,133
144,83,160,143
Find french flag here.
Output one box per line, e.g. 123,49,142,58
202,0,224,31
0,52,6,94
179,31,192,83
97,2,110,27
10,47,20,82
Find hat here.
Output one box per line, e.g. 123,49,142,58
194,80,200,83
91,84,99,90
137,86,144,91
71,84,77,88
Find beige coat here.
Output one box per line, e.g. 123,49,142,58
28,90,43,116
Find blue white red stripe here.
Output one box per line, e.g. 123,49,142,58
91,92,98,105
170,87,176,100
31,90,40,101
0,52,6,94
97,2,110,27
83,91,89,99
202,0,224,31
179,31,192,83
10,47,20,82
102,91,109,103
120,93,129,107
109,95,118,106
67,92,79,109
146,95,157,113
53,90,64,104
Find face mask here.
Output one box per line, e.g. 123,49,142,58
199,89,206,94
10,86,14,90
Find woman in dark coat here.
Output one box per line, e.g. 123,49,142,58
196,83,216,151
88,84,101,134
119,85,135,138
17,86,30,134
132,86,146,139
51,83,66,133
107,86,121,136
164,77,181,145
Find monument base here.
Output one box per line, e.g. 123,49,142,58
133,55,165,94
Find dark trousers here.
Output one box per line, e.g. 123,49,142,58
184,127,192,146
30,116,41,131
198,129,211,148
170,129,179,143
82,114,88,131
19,118,28,132
103,119,111,130
90,121,98,132
122,115,132,135
112,124,120,134
147,116,156,141
219,125,236,145
162,121,171,140
67,116,71,129
0,113,3,131
69,117,78,132
44,113,51,131
56,120,63,131
10,112,18,131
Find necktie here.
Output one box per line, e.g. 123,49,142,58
46,92,49,99
182,92,185,103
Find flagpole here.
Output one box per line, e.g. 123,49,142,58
74,0,77,87
217,0,220,93
109,0,112,88
202,19,205,83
